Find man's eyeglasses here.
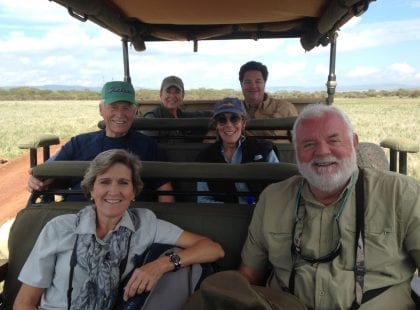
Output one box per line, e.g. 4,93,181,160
214,114,242,125
291,216,342,264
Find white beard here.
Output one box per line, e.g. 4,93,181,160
297,150,358,193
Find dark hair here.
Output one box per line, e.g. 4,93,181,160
81,149,144,199
239,61,269,82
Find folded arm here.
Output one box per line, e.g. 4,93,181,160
123,231,224,300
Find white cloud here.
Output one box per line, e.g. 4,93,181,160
339,19,420,52
315,63,328,76
0,0,77,24
40,55,77,67
1,0,419,89
0,24,114,53
285,41,308,57
268,61,309,86
341,62,420,86
388,63,416,74
270,61,307,78
129,56,241,89
346,66,379,78
18,57,30,65
143,38,286,58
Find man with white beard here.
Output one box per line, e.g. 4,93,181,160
238,104,420,309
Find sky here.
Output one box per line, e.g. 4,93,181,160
0,0,420,91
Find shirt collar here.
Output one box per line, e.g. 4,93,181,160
75,205,137,236
243,93,268,110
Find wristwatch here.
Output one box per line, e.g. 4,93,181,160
166,251,181,271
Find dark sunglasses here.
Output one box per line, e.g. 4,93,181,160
291,217,342,264
214,114,242,125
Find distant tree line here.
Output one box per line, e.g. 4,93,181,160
0,87,99,100
1,87,419,101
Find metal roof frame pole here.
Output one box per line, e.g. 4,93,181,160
122,38,131,83
326,32,338,105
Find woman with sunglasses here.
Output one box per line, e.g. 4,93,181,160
195,97,279,204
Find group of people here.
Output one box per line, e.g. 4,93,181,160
27,61,297,204
17,60,419,309
146,61,298,203
144,61,297,141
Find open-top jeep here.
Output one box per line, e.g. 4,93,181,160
1,0,419,308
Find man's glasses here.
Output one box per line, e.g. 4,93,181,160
291,217,342,264
214,114,242,125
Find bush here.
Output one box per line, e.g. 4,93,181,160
1,87,420,101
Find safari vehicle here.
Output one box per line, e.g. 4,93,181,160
1,0,419,309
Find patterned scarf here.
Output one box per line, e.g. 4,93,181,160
70,207,132,310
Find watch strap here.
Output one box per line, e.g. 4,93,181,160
166,251,181,271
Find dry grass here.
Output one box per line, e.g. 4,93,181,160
0,100,99,160
334,97,419,179
0,98,419,178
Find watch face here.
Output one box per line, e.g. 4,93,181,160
169,252,181,270
170,254,180,264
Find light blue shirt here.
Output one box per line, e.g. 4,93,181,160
18,206,183,310
197,136,279,204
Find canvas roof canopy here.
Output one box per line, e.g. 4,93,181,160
51,0,374,52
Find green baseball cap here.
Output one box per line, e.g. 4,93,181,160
101,81,136,105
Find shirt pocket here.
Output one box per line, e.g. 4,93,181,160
345,223,397,271
267,232,293,270
364,224,397,270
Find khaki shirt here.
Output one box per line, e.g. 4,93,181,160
244,94,298,142
241,168,420,309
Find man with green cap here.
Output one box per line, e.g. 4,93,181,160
27,81,174,203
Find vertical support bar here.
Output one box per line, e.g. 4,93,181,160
43,146,50,163
29,149,37,168
389,150,397,172
399,152,407,175
122,38,131,83
326,32,337,105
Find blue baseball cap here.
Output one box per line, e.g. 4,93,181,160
101,81,136,105
213,97,246,118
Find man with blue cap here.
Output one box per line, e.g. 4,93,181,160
27,81,174,203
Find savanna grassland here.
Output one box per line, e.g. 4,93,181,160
334,97,419,179
0,100,99,159
0,96,419,178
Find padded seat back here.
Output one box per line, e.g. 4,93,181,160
98,117,297,142
4,204,84,309
356,142,389,171
159,142,297,201
31,161,300,204
160,142,208,163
